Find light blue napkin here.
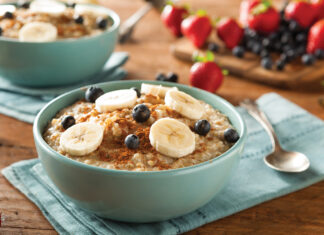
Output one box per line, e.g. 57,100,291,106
0,52,128,123
2,93,324,235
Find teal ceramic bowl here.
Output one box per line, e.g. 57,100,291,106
0,4,120,87
33,81,246,223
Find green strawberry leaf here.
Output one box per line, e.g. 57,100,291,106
165,0,174,6
192,51,215,62
196,9,207,17
251,0,272,15
222,69,229,76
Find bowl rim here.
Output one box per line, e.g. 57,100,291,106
0,2,120,44
33,80,247,176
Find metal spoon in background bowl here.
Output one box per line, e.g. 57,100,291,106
119,0,167,43
240,99,310,173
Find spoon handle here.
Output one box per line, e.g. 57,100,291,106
240,99,281,152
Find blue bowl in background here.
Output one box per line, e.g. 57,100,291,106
33,81,247,222
0,4,120,87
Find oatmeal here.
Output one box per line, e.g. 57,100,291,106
43,84,240,171
0,1,113,41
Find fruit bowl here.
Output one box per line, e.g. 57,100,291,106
33,80,246,223
0,2,120,87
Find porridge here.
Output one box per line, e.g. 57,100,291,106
43,84,240,171
0,0,113,41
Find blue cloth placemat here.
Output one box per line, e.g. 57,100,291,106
2,93,324,235
0,52,128,123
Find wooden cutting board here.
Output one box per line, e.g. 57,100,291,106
171,38,324,91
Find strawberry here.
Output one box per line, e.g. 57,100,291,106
311,0,324,22
190,52,224,92
285,1,315,28
181,11,212,48
217,18,244,49
239,0,261,26
161,4,188,37
307,19,324,53
247,0,280,34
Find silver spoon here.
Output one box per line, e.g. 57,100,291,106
240,99,310,173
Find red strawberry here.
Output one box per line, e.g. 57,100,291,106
181,11,212,48
239,0,261,26
161,4,188,37
190,52,224,92
285,1,315,28
311,0,324,22
247,1,280,34
307,19,324,53
217,18,244,49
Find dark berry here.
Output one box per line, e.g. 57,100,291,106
232,46,245,58
4,11,14,19
74,15,84,24
125,134,140,149
288,20,300,32
276,59,286,71
194,120,211,136
315,49,324,60
97,17,108,29
166,72,178,83
61,116,75,130
0,27,2,36
295,33,307,43
286,49,296,60
18,1,30,9
261,57,273,70
274,41,282,52
155,72,167,81
131,87,141,98
260,49,270,58
66,2,76,8
132,104,150,123
252,43,262,55
296,46,306,56
85,86,104,103
280,53,289,63
262,38,271,48
208,42,220,52
245,28,258,40
224,128,240,143
302,54,316,65
281,33,292,44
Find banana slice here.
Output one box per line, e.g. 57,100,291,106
0,5,16,16
19,22,58,42
60,122,104,156
141,83,178,98
75,4,108,17
165,90,204,120
149,118,195,158
30,0,66,15
95,89,137,113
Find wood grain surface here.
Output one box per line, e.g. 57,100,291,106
0,0,324,234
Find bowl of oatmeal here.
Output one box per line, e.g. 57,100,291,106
33,80,246,222
0,0,119,87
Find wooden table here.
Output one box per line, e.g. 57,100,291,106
1,0,324,234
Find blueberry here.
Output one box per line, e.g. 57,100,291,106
232,46,245,58
18,1,30,9
166,72,178,83
4,11,14,19
125,134,140,149
276,59,286,71
288,20,300,32
280,53,289,63
0,27,2,36
131,87,141,98
155,72,167,81
85,86,104,103
194,120,211,136
208,42,220,52
286,49,296,60
296,46,306,56
97,17,108,29
245,28,258,40
252,43,262,55
315,49,324,60
74,15,84,24
281,33,292,44
274,41,282,52
262,38,271,48
260,49,270,58
132,104,150,122
224,128,240,143
268,32,278,41
61,116,75,130
302,54,316,65
261,57,273,70
66,2,76,8
296,33,307,43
